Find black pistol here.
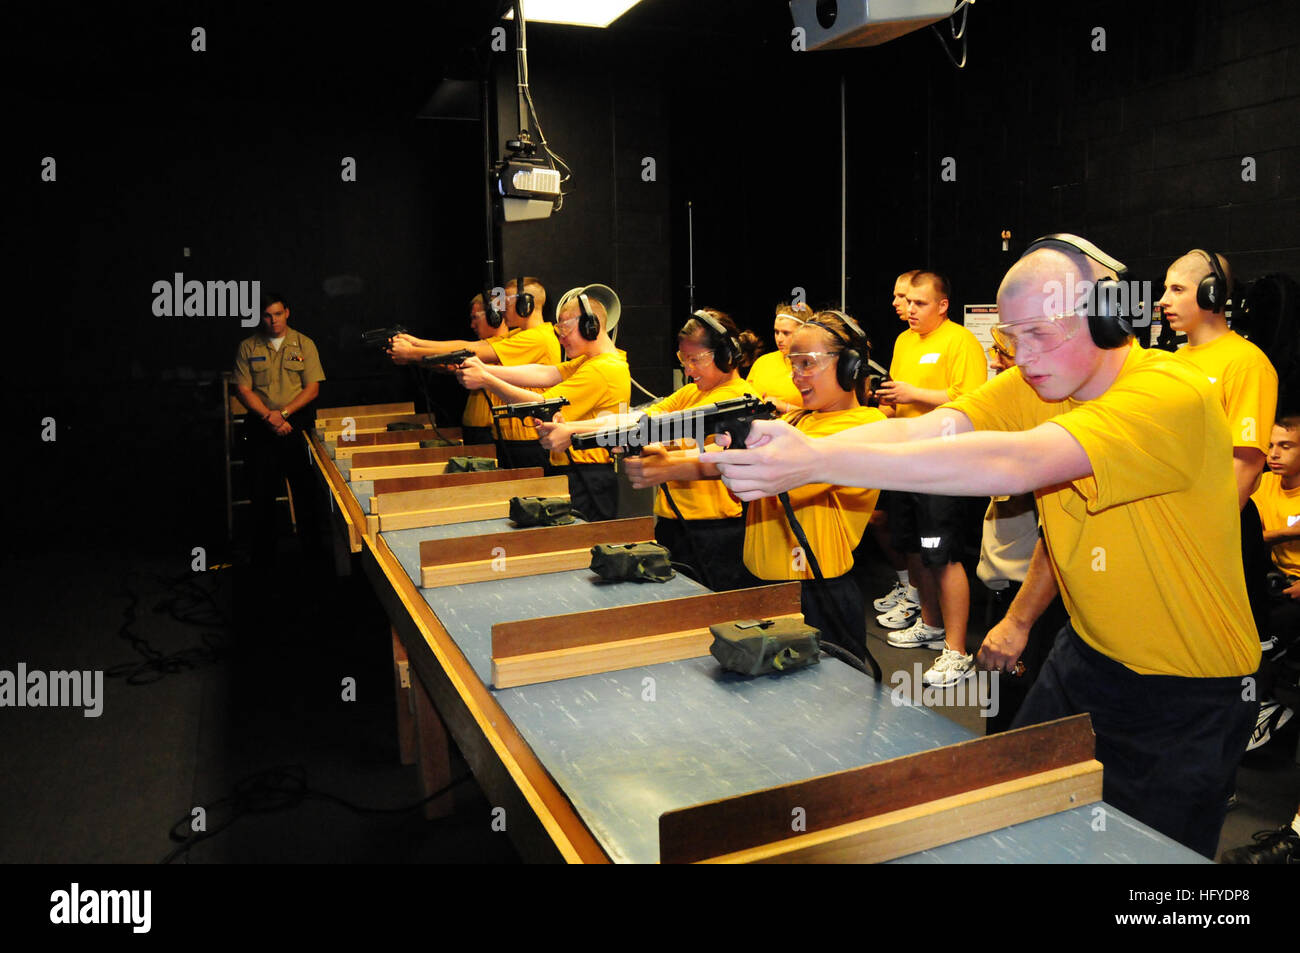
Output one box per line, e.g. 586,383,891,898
492,396,571,423
422,349,475,366
571,394,779,457
360,325,408,348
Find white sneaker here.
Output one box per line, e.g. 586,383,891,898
873,581,920,613
876,602,920,629
887,618,946,648
923,648,975,687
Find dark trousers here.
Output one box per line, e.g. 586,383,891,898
244,411,316,565
1012,625,1258,858
497,438,551,473
800,573,867,659
559,462,619,522
654,515,757,592
983,585,1070,734
462,425,494,447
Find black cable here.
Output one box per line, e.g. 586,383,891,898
159,764,474,863
410,365,458,445
108,571,230,686
776,491,881,682
659,484,717,592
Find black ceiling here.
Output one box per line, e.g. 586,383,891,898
18,0,799,118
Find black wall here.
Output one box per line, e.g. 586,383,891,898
16,0,1300,545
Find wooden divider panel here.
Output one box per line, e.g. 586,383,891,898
419,517,655,588
658,714,1098,864
491,583,803,689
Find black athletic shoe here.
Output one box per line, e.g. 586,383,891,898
1220,825,1300,864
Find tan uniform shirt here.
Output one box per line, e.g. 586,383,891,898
234,329,326,411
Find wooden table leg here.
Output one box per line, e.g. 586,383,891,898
391,628,416,766
408,653,457,819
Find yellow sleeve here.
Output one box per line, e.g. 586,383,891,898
947,329,988,399
545,360,621,423
1050,369,1206,511
490,327,560,366
1222,351,1277,453
645,385,692,416
943,367,1034,433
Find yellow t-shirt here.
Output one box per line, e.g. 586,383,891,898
743,406,885,580
645,376,761,521
1176,331,1278,453
888,319,987,418
462,390,492,428
747,351,802,409
546,350,631,466
946,343,1260,678
1251,472,1300,577
488,325,563,441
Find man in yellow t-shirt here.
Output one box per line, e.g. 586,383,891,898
390,277,561,470
713,236,1260,858
1249,417,1300,740
1161,251,1277,509
459,287,629,521
873,272,987,678
1161,250,1279,665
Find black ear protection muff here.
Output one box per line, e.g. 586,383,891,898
1193,249,1228,313
692,310,740,372
809,310,869,392
514,275,535,319
1021,233,1133,349
483,286,504,328
577,293,600,341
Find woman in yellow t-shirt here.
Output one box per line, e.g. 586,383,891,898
745,301,811,413
542,308,763,590
627,311,885,655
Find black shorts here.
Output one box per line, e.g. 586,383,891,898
885,490,974,567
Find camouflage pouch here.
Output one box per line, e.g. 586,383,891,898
589,542,675,583
509,496,576,527
444,456,498,473
419,437,456,449
387,421,424,432
708,618,821,676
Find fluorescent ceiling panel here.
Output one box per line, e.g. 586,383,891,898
503,1,645,28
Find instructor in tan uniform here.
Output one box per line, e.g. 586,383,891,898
233,292,327,566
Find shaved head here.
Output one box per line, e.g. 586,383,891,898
1169,251,1232,297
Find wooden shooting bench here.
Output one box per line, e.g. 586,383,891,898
328,427,465,461
359,504,1207,864
314,403,1206,863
